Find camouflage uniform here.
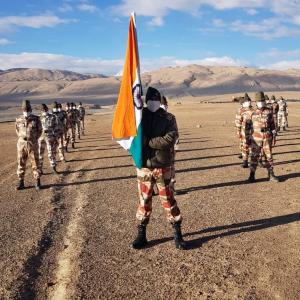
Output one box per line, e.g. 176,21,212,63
72,104,81,139
132,86,186,250
65,104,77,149
53,103,67,161
39,107,60,170
234,97,245,158
235,94,253,166
16,112,42,180
247,92,278,182
277,97,288,130
78,104,86,135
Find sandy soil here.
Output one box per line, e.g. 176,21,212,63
0,102,299,299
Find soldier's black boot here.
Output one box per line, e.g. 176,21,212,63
132,224,147,249
72,142,75,149
172,221,187,250
35,178,41,190
248,171,256,183
242,160,248,168
16,179,25,190
238,154,243,159
268,170,279,182
52,166,59,175
65,144,68,153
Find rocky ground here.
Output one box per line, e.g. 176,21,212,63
0,102,299,299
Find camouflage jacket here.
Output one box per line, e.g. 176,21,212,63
247,107,275,141
278,100,288,113
16,114,42,142
142,107,178,168
235,107,254,134
53,111,67,132
78,107,85,120
66,109,77,128
40,113,60,138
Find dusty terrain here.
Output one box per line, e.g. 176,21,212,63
0,102,299,299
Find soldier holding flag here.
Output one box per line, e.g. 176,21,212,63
112,13,186,250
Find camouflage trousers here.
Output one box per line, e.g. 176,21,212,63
278,113,287,128
76,121,81,137
17,139,40,180
136,167,182,225
65,126,75,145
250,137,273,172
239,137,250,161
80,118,85,134
39,135,58,168
57,133,65,161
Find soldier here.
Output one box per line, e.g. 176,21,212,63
72,103,81,139
132,87,186,250
65,102,76,151
235,96,245,159
52,102,66,162
247,92,279,183
38,104,60,175
235,93,254,168
15,100,42,190
78,102,86,136
277,96,288,131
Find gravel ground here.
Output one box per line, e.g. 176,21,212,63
0,102,299,300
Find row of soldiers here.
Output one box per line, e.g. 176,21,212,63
235,92,289,183
15,100,86,190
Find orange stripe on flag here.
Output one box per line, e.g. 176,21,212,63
112,16,138,139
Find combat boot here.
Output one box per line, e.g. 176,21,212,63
65,145,68,153
172,221,187,250
268,170,279,182
238,154,243,159
35,178,41,190
248,171,255,183
132,224,147,249
242,160,248,168
283,126,287,131
72,142,75,149
16,179,25,190
51,166,59,175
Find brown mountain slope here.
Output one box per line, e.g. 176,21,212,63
0,65,300,104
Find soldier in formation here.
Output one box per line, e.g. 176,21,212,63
38,104,60,175
277,96,288,131
246,92,279,183
132,87,186,250
65,102,77,151
235,93,254,168
78,102,86,136
52,102,67,163
15,100,42,190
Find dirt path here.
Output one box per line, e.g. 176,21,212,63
0,102,299,299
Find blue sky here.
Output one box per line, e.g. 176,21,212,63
0,0,300,75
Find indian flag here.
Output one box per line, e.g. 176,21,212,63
112,12,143,168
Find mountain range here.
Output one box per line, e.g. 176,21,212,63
0,66,300,105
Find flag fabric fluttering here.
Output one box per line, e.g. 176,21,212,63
112,12,143,168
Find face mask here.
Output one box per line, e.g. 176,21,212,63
147,100,161,112
42,112,47,116
53,108,57,112
72,106,76,109
242,102,250,108
257,102,264,109
23,111,31,117
58,108,61,112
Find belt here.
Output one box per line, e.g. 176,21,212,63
261,129,270,133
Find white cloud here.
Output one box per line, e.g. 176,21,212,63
0,14,75,32
0,52,247,75
260,48,300,59
58,3,73,12
77,3,99,13
245,8,258,15
263,60,300,70
0,38,13,45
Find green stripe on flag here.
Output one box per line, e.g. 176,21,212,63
129,124,143,168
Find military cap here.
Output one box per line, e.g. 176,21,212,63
57,103,62,108
145,86,161,102
244,93,251,101
52,101,58,109
265,95,269,101
79,102,82,105
271,95,276,100
238,97,245,104
21,100,31,110
39,103,48,111
255,91,265,102
280,96,284,100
